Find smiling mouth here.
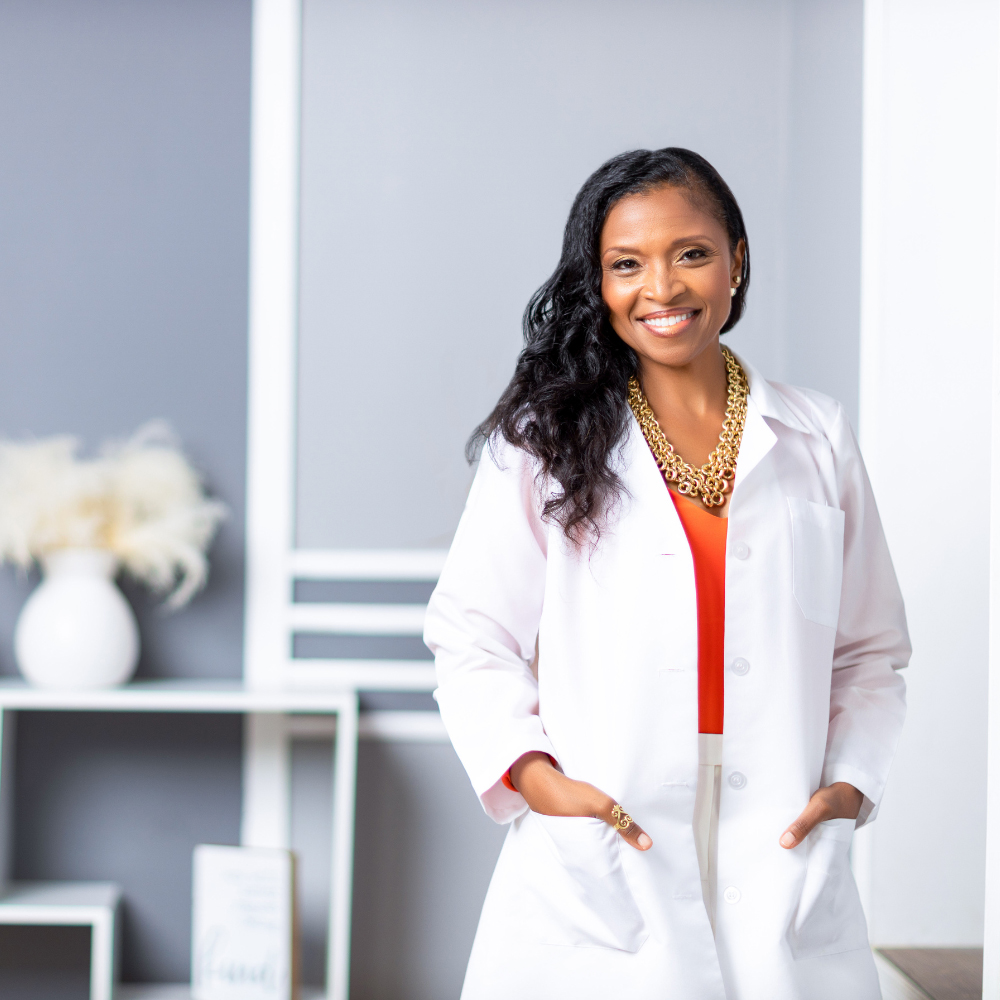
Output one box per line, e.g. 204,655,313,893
639,310,697,333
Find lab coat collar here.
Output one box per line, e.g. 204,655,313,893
731,349,811,434
727,350,810,491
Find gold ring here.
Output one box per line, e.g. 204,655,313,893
611,804,633,833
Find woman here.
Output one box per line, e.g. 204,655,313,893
424,148,908,1000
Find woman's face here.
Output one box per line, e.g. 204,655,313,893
600,184,744,370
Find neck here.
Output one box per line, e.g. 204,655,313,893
637,341,729,423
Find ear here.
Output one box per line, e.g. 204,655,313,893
731,239,746,282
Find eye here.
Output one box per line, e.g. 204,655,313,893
611,257,641,272
680,247,708,261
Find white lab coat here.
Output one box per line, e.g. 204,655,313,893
424,354,909,1000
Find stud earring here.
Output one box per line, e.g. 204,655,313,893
730,287,737,297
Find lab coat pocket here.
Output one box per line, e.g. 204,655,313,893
788,497,845,629
522,813,648,952
787,817,869,960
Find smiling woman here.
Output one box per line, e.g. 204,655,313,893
600,180,746,513
467,149,751,535
426,148,909,999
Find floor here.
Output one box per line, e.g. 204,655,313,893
875,949,983,1000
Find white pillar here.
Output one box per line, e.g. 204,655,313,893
244,0,301,691
859,0,999,950
986,6,1000,991
242,713,291,849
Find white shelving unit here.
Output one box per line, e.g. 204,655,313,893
116,986,327,999
0,680,359,1000
0,881,121,1000
0,678,359,714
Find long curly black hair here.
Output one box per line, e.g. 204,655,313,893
468,147,750,541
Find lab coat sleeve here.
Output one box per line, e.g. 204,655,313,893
424,436,554,824
820,404,910,826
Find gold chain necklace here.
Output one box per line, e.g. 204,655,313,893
627,347,749,508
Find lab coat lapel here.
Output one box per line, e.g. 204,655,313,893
730,351,789,491
620,414,689,555
733,394,777,491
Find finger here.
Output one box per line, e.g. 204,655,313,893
604,801,652,851
779,793,832,849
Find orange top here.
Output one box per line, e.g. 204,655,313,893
669,491,728,734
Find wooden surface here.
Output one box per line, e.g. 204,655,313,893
879,949,983,1000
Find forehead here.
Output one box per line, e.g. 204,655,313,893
600,184,726,249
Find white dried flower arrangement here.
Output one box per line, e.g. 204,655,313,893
0,422,226,609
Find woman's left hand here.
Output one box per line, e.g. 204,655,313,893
779,782,864,849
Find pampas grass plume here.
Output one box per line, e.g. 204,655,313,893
0,422,226,609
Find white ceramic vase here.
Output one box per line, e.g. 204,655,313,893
14,548,140,689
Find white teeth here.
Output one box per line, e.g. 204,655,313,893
644,311,693,329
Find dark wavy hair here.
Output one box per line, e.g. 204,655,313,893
468,147,750,541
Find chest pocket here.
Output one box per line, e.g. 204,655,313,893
788,497,845,629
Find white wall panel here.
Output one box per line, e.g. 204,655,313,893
859,0,997,947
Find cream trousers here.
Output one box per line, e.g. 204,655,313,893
694,733,723,933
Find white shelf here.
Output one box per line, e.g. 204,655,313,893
286,603,426,635
117,987,327,999
288,548,447,579
0,679,358,714
287,661,436,691
0,881,120,1000
0,684,362,1000
117,989,191,1000
0,879,120,922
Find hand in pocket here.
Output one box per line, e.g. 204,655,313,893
508,751,653,851
779,781,864,849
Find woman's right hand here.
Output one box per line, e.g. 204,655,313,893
509,751,653,851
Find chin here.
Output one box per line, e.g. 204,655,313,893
643,333,724,370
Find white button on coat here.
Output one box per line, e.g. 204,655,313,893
732,541,750,559
728,771,747,789
731,657,750,675
425,353,909,1000
724,886,742,904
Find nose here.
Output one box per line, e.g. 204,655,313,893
645,258,684,304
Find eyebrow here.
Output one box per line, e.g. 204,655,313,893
601,235,720,257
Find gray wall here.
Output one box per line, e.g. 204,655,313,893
0,925,90,1000
290,737,507,999
786,0,864,421
0,0,251,684
295,0,864,551
348,740,506,1000
13,711,244,983
0,0,252,984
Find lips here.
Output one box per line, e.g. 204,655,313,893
638,309,697,335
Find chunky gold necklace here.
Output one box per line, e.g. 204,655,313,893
627,347,749,508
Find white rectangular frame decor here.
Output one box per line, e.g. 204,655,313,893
986,4,1000,992
862,0,1000,986
243,2,445,996
245,0,301,694
243,0,445,697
